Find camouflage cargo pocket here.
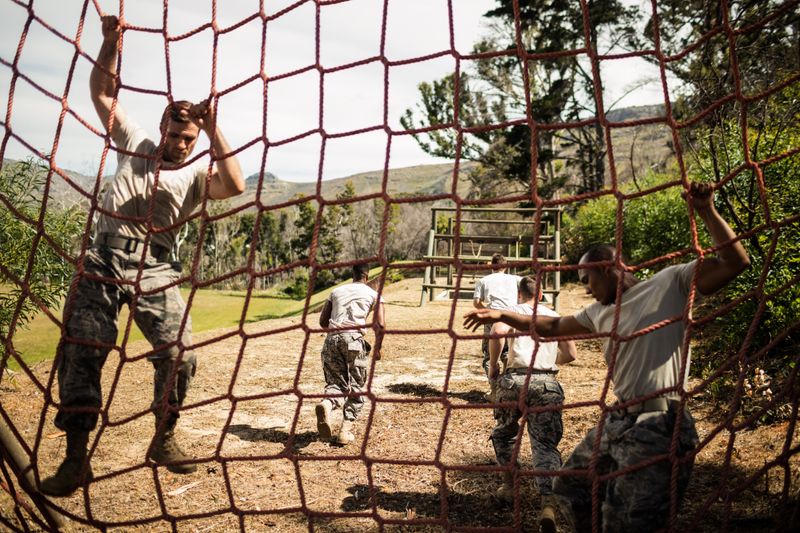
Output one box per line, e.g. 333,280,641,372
499,375,515,390
353,354,369,369
543,380,563,395
347,338,364,354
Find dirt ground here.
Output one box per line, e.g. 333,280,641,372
1,278,798,532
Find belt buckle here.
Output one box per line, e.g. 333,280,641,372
122,238,139,254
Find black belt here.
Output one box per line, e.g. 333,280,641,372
95,233,170,262
505,367,558,376
616,397,682,415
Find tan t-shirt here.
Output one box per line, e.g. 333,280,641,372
94,118,207,250
327,282,383,334
505,303,560,372
574,261,698,402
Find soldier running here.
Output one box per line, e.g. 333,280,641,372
473,253,521,376
316,264,386,445
40,14,244,496
488,276,577,533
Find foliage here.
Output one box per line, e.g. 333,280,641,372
171,179,419,294
401,0,641,199
691,122,800,423
0,158,83,358
638,1,799,422
563,174,696,268
645,0,799,119
283,269,309,299
339,181,402,262
647,0,800,193
565,119,799,424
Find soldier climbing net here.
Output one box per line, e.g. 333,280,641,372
1,0,799,531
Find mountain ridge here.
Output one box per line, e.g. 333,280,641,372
3,103,673,209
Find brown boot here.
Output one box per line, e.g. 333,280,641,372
539,494,557,533
151,420,196,474
496,471,514,503
39,431,93,497
335,420,355,446
316,399,333,440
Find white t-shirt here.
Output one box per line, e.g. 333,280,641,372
505,303,560,371
574,261,698,402
474,272,522,310
327,282,382,333
94,118,208,250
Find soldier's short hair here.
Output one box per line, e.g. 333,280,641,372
582,243,620,265
518,275,537,300
353,263,370,281
491,253,506,268
159,100,194,133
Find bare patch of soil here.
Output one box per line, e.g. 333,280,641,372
1,279,798,531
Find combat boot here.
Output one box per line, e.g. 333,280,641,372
539,494,558,533
496,470,514,503
335,420,355,446
151,419,196,474
39,430,93,497
316,399,333,440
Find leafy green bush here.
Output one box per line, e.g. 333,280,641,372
282,269,309,299
563,173,700,270
0,158,83,358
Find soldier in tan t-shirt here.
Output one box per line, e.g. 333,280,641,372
316,263,386,446
464,182,750,531
40,15,245,497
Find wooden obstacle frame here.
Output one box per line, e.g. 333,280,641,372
419,206,563,310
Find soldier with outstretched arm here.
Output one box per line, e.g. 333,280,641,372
40,14,244,496
464,182,750,531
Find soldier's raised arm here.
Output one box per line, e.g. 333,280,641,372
90,15,127,138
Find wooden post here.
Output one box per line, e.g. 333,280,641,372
420,228,435,306
446,217,453,287
554,209,562,312
0,418,66,529
431,209,438,302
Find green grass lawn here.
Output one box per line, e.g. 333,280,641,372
5,266,398,370
7,283,339,370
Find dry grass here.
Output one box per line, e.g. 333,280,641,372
1,278,798,532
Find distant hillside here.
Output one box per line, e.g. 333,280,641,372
1,159,111,210
2,104,677,209
602,104,677,184
239,162,477,208
606,103,667,122
1,158,477,210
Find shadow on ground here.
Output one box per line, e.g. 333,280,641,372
678,460,799,532
225,424,318,452
326,450,800,531
388,382,489,404
337,461,550,530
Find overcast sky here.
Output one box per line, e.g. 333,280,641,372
0,0,670,183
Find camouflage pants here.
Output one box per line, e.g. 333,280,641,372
481,323,508,377
321,332,370,422
54,245,196,432
491,372,564,494
553,406,699,532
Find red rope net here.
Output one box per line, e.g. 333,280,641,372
1,0,799,531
